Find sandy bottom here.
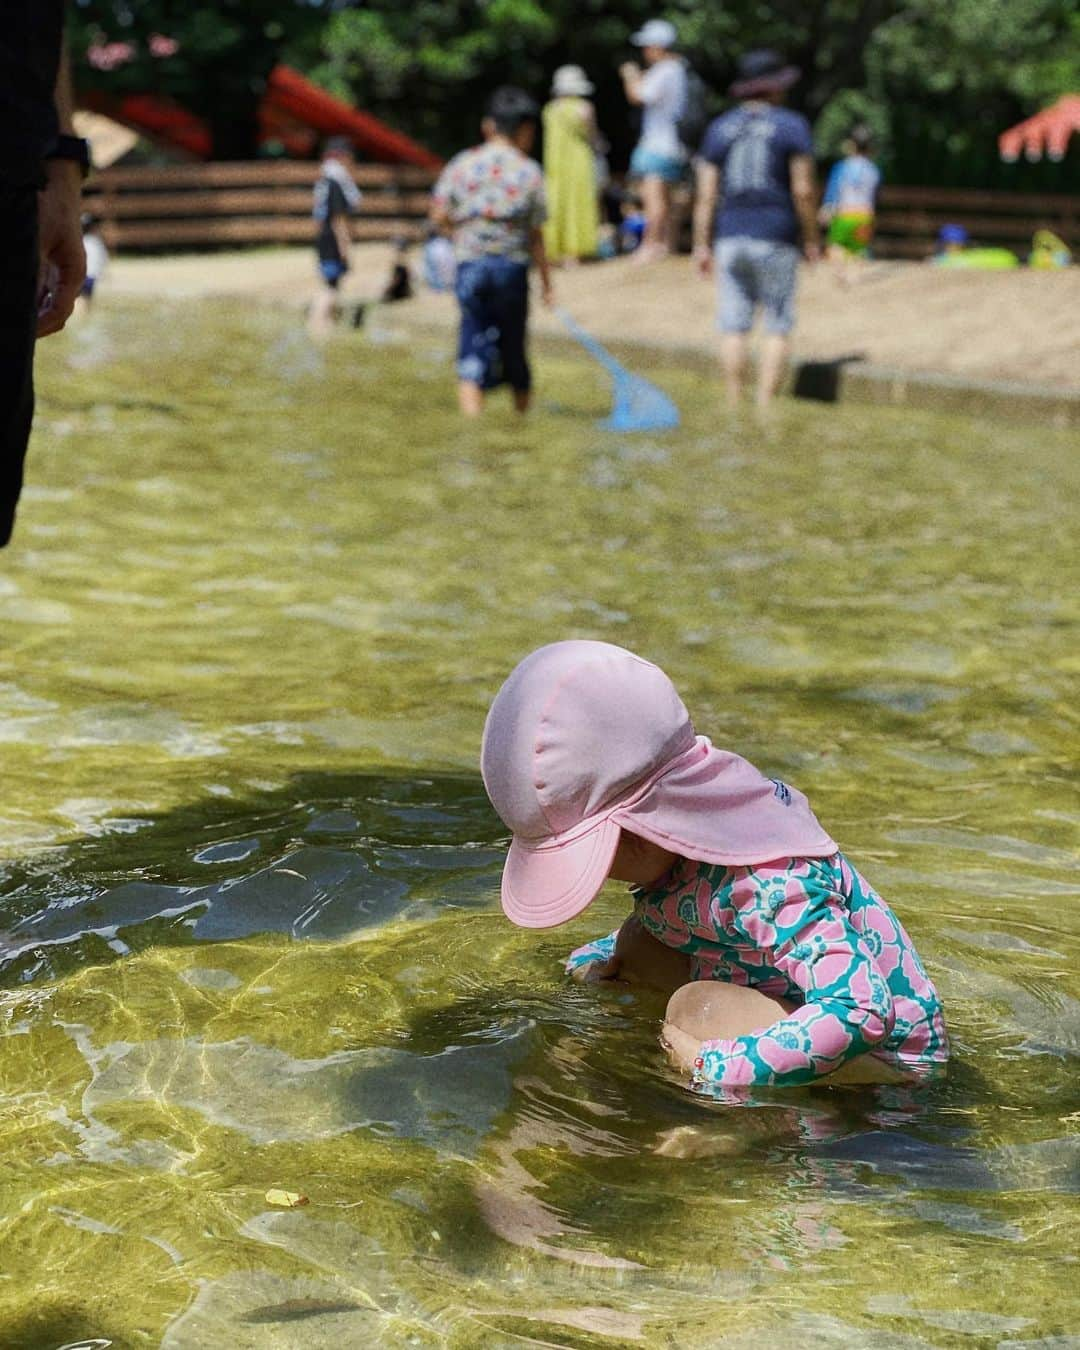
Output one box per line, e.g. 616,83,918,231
101,243,1080,391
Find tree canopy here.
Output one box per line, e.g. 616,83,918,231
69,0,1080,187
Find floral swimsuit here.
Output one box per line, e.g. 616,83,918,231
567,853,948,1091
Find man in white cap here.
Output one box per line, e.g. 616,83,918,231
620,18,688,263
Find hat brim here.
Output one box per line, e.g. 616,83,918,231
631,30,675,48
554,82,594,97
501,817,622,929
729,66,800,99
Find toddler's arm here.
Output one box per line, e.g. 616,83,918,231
694,862,894,1089
567,915,692,991
566,928,620,981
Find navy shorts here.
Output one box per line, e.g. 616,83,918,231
455,256,530,391
319,259,347,288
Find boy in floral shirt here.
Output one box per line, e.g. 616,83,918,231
431,87,552,416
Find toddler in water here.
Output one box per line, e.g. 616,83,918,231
481,641,948,1092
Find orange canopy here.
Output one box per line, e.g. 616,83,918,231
999,94,1080,162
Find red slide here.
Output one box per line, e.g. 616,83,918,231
80,64,441,167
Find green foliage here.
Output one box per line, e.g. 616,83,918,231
68,0,1080,186
68,0,335,156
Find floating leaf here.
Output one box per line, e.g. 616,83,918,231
265,1189,309,1208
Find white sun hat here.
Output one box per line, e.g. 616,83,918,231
552,65,594,98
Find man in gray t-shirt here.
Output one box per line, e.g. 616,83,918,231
620,18,687,263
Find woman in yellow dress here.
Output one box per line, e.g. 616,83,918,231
542,65,601,263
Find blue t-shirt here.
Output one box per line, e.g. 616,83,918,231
822,155,881,214
699,104,815,245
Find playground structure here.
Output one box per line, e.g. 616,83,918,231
999,95,1080,163
79,63,441,169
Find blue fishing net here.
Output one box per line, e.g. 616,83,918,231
559,311,681,432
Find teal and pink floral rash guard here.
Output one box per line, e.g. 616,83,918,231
566,853,948,1091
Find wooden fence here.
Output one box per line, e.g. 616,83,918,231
82,160,437,250
83,162,1079,260
873,185,1079,258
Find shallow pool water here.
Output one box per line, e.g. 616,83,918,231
1,300,1077,1348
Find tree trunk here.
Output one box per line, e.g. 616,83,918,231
204,64,273,160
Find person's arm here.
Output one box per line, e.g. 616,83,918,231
581,101,605,152
429,165,455,237
692,862,894,1089
331,213,352,267
530,226,553,306
37,42,86,338
790,152,821,261
429,199,453,236
619,61,645,106
819,160,840,225
692,158,720,276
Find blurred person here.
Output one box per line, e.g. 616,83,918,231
542,65,601,265
692,49,820,409
931,222,1018,270
620,18,688,264
933,222,969,260
1029,229,1072,269
380,237,413,303
1,7,88,546
76,212,108,313
820,124,880,277
430,87,551,417
619,191,647,253
309,136,361,338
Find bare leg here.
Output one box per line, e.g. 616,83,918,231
457,380,484,416
757,333,790,408
720,333,749,407
662,979,907,1085
308,284,338,339
663,980,790,1071
636,176,671,261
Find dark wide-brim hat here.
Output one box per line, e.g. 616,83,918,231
729,48,801,99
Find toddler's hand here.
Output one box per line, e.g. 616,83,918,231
569,955,624,984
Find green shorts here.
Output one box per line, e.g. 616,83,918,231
827,212,874,256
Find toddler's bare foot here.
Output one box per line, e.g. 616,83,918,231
653,1125,740,1158
660,1021,702,1073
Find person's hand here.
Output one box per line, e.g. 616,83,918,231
619,61,640,81
693,244,713,278
569,955,625,984
803,240,822,264
36,159,85,337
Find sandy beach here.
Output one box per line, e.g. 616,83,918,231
102,243,1080,393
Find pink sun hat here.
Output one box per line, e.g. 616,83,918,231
481,640,837,928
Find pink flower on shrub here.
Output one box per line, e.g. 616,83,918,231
87,39,135,71
149,33,180,58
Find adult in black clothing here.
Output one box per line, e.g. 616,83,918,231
1,2,88,547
